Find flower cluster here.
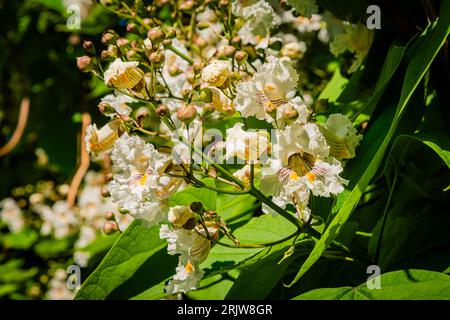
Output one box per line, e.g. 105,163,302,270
78,0,369,295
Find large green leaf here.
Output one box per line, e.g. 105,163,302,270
286,3,450,287
202,214,297,278
293,269,450,300
225,240,314,299
75,220,172,300
169,178,217,210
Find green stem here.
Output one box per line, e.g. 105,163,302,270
166,44,194,65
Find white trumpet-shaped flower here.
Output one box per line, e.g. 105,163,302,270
104,58,145,89
108,134,178,224
225,123,271,162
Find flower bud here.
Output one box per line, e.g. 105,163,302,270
168,64,182,77
231,36,241,46
104,211,115,221
76,56,94,72
147,27,165,44
234,51,248,64
101,31,116,45
162,39,172,47
179,0,195,11
156,104,169,117
282,105,299,124
126,49,137,60
223,45,236,58
189,202,203,213
98,101,115,116
192,60,204,73
165,27,177,39
103,221,119,235
201,60,230,87
136,107,150,124
83,40,95,53
177,104,197,124
116,37,130,47
181,88,191,99
202,103,215,116
149,51,165,65
126,23,137,33
280,0,292,10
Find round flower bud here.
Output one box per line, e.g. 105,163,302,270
181,88,191,99
189,202,203,213
234,51,248,65
147,27,165,44
156,104,169,116
104,211,115,221
282,105,299,124
162,39,172,47
98,101,115,116
177,104,197,124
223,45,236,58
103,221,119,235
231,36,241,46
126,50,137,60
192,60,203,73
83,40,95,53
201,60,230,87
126,23,137,33
202,103,215,116
179,0,194,11
101,188,111,197
76,55,94,72
149,51,165,65
116,38,130,47
168,64,182,77
101,31,116,45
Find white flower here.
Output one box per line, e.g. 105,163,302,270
281,40,307,60
47,269,74,300
0,198,25,233
235,56,306,127
235,0,277,47
261,123,347,219
34,201,79,239
160,224,211,263
225,123,271,162
330,22,374,73
208,86,235,114
201,60,230,87
104,58,144,89
168,206,197,229
100,92,136,117
85,119,121,157
319,114,362,160
74,251,91,268
165,258,204,294
75,226,97,249
108,134,176,224
286,0,318,18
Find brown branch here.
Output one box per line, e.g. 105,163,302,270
0,97,30,157
67,112,91,208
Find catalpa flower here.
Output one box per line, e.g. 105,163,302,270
0,198,25,233
108,134,180,224
235,56,309,127
160,205,218,294
100,92,136,117
201,60,230,87
318,113,362,160
85,119,121,157
261,122,347,219
225,123,271,162
104,58,145,89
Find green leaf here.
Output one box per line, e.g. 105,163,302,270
226,241,314,299
293,269,450,300
286,4,450,287
318,66,349,103
392,133,450,168
1,229,38,250
34,238,72,259
202,214,297,277
169,178,217,210
75,220,172,300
